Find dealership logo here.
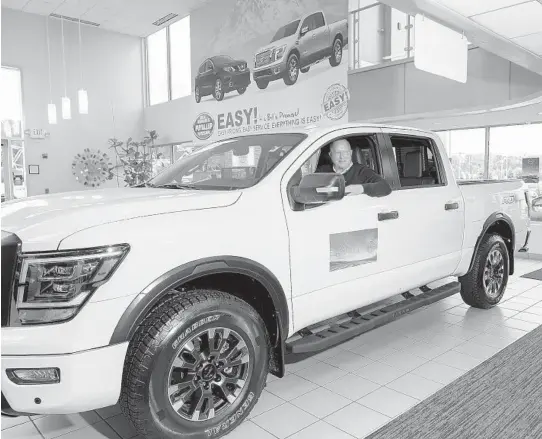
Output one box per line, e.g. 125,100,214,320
322,84,350,121
193,113,215,140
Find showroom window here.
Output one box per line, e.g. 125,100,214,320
146,15,191,105
437,128,486,181
488,123,542,182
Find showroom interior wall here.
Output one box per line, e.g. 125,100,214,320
348,46,542,121
1,8,145,196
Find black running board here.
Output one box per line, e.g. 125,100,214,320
286,281,461,354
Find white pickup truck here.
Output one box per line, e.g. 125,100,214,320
1,124,531,439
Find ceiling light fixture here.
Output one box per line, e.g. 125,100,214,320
60,15,71,119
45,17,57,124
77,0,88,114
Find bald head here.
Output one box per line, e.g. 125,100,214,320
329,139,353,172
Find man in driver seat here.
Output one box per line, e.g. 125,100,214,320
317,139,392,198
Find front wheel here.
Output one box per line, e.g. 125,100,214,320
283,53,300,86
195,86,201,103
256,80,269,90
120,290,269,439
460,234,509,309
237,87,247,95
213,79,224,101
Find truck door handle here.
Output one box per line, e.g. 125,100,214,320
445,202,459,211
378,211,399,221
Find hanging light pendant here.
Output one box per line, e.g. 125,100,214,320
77,1,88,114
60,15,71,119
46,17,57,124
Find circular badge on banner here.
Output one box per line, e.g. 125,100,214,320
193,113,215,140
322,84,350,121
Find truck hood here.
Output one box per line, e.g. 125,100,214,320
1,188,241,250
257,35,297,54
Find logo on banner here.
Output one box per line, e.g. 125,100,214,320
322,84,350,121
193,113,215,140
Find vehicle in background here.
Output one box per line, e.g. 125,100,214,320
1,124,530,439
195,55,251,103
252,11,347,89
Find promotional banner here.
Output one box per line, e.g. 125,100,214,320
190,0,349,143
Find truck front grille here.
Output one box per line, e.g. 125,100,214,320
255,50,272,68
1,231,21,327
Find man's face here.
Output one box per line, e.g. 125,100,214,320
330,141,353,171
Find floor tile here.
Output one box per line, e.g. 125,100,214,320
513,311,542,324
252,403,317,439
416,332,464,350
433,350,484,371
1,422,42,439
247,390,285,419
357,387,419,418
354,361,406,385
433,324,481,341
291,387,351,418
265,374,319,401
1,416,31,430
325,403,390,438
323,374,380,400
470,333,514,349
378,351,428,372
223,420,276,439
348,343,400,361
96,405,122,420
412,361,465,385
483,325,528,341
322,350,373,372
406,340,452,360
53,421,122,439
500,300,532,311
440,313,465,325
524,306,542,316
310,346,346,361
104,414,138,439
34,412,101,439
288,421,355,439
508,296,540,305
386,373,444,400
295,362,349,386
502,318,539,331
452,341,502,361
285,356,323,374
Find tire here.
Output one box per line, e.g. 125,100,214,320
195,86,201,103
237,87,247,95
329,38,343,67
255,80,268,90
120,290,269,439
459,234,509,309
213,79,224,101
300,67,310,74
283,53,300,86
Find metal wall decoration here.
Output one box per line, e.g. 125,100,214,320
72,148,113,187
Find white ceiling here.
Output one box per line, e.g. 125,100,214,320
1,0,211,36
435,0,542,56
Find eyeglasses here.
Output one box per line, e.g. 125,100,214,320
330,151,351,158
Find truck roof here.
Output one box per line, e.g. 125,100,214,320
276,122,436,138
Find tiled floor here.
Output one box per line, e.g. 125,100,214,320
3,258,542,439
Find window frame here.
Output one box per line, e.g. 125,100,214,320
313,12,325,29
385,134,448,190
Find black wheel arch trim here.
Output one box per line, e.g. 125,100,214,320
468,212,515,275
109,256,290,346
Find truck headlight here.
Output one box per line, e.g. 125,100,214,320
16,244,130,325
274,45,287,61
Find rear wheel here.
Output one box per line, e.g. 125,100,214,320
120,290,269,439
460,234,509,309
329,38,343,67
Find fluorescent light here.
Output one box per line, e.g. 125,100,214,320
62,96,71,120
78,89,88,114
48,103,57,125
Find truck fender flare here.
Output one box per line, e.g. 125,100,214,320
467,212,515,275
287,48,301,62
109,256,289,346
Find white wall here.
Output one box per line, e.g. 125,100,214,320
143,96,193,145
1,8,145,195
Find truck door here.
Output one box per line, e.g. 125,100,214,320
312,12,330,59
280,128,398,331
298,15,316,65
380,129,464,282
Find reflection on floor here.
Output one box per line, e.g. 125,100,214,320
3,258,542,439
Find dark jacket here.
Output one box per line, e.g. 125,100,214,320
317,163,392,197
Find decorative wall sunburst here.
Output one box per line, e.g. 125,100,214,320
72,148,113,187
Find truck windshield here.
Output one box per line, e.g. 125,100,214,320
148,133,306,190
271,20,301,42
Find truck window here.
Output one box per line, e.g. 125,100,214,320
271,20,301,42
313,12,325,29
389,136,442,188
300,15,315,33
198,62,206,74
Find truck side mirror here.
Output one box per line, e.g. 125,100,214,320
292,173,345,205
300,26,309,37
532,196,542,212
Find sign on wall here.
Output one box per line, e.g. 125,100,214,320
189,0,349,142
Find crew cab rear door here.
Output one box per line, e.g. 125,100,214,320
380,128,464,279
280,127,397,331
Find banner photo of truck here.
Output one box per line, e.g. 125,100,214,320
189,0,348,142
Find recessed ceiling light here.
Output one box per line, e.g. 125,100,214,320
538,112,542,115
